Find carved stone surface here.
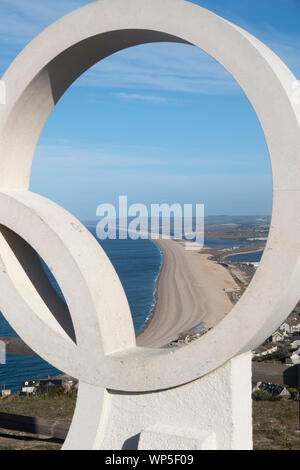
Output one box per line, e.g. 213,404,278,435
0,0,299,450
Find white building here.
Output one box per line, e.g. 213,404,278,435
271,330,287,343
291,323,300,334
291,339,300,350
254,346,278,357
279,323,291,334
290,353,300,365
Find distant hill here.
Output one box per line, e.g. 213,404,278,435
204,215,271,225
83,215,271,228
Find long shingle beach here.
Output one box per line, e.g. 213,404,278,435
136,238,239,348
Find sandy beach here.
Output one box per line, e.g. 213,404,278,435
136,239,239,348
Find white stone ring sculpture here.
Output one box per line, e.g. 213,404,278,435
0,0,299,449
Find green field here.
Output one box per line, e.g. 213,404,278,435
253,401,300,450
0,394,299,450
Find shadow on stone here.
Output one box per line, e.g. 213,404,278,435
122,433,140,450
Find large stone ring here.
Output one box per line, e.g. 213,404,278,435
0,0,299,395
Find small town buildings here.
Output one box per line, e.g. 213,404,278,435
21,380,37,395
291,339,300,350
254,345,278,358
21,378,64,395
270,330,287,343
291,323,300,334
252,381,291,400
20,375,77,395
280,323,291,334
290,353,300,365
288,347,300,364
279,321,300,335
278,387,292,400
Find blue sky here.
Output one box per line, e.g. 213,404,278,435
1,0,299,220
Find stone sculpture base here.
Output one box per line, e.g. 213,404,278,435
1,0,297,451
64,352,252,450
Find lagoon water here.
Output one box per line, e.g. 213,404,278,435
226,251,263,263
0,230,262,392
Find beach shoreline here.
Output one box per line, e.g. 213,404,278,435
223,248,263,261
136,238,240,348
136,240,163,337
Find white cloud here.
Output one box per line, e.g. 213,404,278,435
32,141,270,176
75,42,239,95
33,143,164,169
0,1,239,95
116,92,170,103
0,0,87,43
0,0,299,97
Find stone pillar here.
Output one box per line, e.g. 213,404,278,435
64,353,252,450
0,0,299,451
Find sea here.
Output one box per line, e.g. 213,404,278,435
0,229,263,393
226,251,263,263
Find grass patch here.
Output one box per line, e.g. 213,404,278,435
0,391,76,421
0,392,76,450
0,394,299,450
253,401,300,450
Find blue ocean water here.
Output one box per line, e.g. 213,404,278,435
204,238,260,247
0,231,262,393
225,250,263,263
0,229,161,392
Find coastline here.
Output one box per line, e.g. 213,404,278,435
223,248,263,262
136,238,239,348
136,240,163,337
